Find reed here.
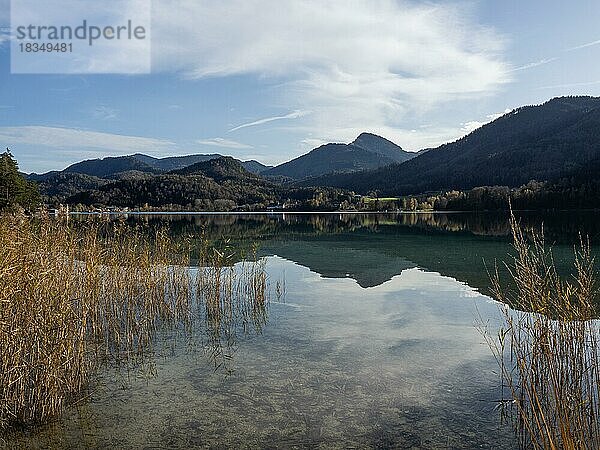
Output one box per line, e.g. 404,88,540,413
194,242,270,370
486,215,600,449
0,213,271,430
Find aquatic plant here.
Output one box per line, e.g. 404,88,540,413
0,213,270,430
194,242,270,370
486,215,600,449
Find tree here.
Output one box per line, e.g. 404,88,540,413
0,148,40,210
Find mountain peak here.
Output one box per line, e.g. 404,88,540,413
351,133,407,161
170,156,255,181
352,133,404,156
263,133,414,180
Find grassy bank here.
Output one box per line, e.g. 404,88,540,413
487,216,600,449
0,213,269,430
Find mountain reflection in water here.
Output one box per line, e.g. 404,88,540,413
125,211,600,292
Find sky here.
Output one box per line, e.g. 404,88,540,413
0,0,599,173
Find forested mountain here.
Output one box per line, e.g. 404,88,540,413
68,174,277,210
18,96,600,211
30,154,349,209
131,153,221,172
36,173,109,204
65,156,355,211
30,153,271,181
302,96,600,195
263,133,416,180
240,160,272,174
131,153,271,173
67,156,276,209
63,155,159,178
352,133,422,161
170,156,259,181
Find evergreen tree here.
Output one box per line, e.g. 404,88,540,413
0,148,40,210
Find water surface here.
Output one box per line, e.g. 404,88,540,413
7,211,600,449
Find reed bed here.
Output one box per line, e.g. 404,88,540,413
193,240,272,370
0,213,272,430
487,216,600,449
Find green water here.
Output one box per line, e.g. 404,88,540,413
5,211,600,449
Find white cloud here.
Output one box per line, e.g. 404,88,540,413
3,1,512,163
507,36,600,78
229,110,310,132
301,138,329,149
151,0,509,149
92,106,118,120
460,109,511,134
0,126,176,153
196,137,253,149
505,36,600,79
566,39,600,51
460,121,487,134
509,57,558,72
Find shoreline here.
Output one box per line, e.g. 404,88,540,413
68,209,600,216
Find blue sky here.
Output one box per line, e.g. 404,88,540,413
0,0,599,173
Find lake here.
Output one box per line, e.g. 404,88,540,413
6,211,600,449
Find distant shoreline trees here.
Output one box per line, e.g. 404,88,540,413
382,178,600,212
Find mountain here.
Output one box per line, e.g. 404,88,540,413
34,173,109,203
170,156,258,181
263,133,416,180
28,171,61,182
64,156,353,211
31,153,271,182
302,96,600,195
131,153,221,172
63,156,159,178
240,160,272,174
352,133,420,161
30,154,271,203
67,156,278,209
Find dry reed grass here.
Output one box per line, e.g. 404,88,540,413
194,242,270,370
0,213,271,430
486,215,600,449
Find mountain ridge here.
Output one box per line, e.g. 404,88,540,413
25,96,600,207
30,153,272,180
299,96,600,195
263,133,416,180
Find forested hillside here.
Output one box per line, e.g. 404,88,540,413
263,133,416,180
66,157,355,211
301,97,600,195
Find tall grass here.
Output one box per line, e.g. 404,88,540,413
195,243,270,370
0,213,271,430
487,216,600,449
